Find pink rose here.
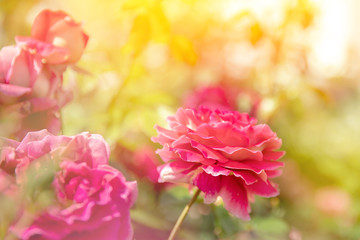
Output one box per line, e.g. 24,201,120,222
12,130,110,170
0,44,71,139
0,44,68,101
20,9,89,65
152,108,284,220
0,130,137,240
0,9,88,138
21,162,137,240
0,45,42,101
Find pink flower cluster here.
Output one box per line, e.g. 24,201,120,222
0,9,88,139
0,130,137,240
152,107,284,220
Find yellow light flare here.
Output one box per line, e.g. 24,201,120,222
310,0,351,75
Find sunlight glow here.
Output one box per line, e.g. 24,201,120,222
310,0,351,74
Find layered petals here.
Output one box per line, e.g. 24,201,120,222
0,130,137,240
20,162,137,240
193,172,221,203
1,9,88,140
219,176,251,220
153,107,284,220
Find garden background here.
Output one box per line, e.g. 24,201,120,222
1,0,360,239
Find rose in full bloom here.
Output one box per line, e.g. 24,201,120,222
0,130,137,240
20,162,137,240
152,108,284,220
16,9,89,65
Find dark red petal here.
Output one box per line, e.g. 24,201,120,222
193,172,221,204
219,176,251,220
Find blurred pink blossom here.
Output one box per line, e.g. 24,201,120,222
114,145,170,191
132,147,164,183
152,108,284,220
315,187,351,217
183,86,262,117
0,9,89,139
184,86,237,111
17,9,89,65
20,162,137,240
0,45,42,101
0,44,68,138
0,130,137,240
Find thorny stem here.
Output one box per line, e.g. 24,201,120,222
168,188,201,240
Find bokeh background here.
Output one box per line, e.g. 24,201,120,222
1,0,360,239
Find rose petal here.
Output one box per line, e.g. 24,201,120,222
219,176,251,220
193,171,221,204
246,179,279,197
158,161,200,183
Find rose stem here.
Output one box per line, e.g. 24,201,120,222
168,188,201,240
